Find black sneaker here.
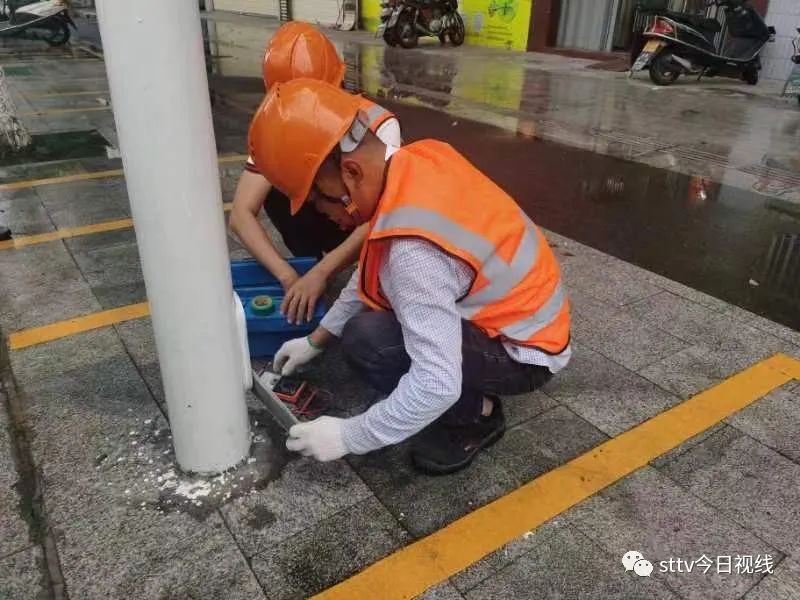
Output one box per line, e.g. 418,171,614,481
410,397,506,475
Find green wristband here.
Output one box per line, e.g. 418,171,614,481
307,335,322,350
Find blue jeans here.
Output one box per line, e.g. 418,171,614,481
340,311,553,426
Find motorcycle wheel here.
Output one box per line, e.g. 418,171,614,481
383,28,399,47
649,52,680,86
44,21,70,46
439,32,447,45
742,65,759,86
396,15,418,49
448,13,465,47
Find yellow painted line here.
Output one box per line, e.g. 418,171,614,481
0,155,248,191
26,90,109,99
19,106,112,117
0,203,233,251
0,217,133,250
316,353,800,600
9,302,151,350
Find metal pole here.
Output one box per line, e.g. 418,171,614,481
96,0,250,474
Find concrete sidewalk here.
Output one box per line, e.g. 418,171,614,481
1,15,800,600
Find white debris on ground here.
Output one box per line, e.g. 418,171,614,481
101,418,274,515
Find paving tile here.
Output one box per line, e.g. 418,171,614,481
0,159,86,185
250,496,410,600
488,406,608,485
559,253,664,308
418,582,466,600
113,318,164,404
745,556,800,600
500,388,558,428
639,272,737,315
451,518,566,593
9,330,166,525
735,309,800,348
464,520,677,600
725,383,800,463
574,306,688,371
220,458,372,558
566,467,780,599
659,426,800,557
0,242,100,331
113,318,156,365
55,506,265,600
0,402,29,558
36,177,130,228
625,291,779,348
639,333,791,400
348,438,517,538
0,546,45,600
650,423,727,469
544,343,682,436
65,228,146,308
0,189,54,236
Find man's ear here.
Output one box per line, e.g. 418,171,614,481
340,157,363,187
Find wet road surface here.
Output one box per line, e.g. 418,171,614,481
209,69,800,331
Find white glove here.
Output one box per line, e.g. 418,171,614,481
286,416,348,462
273,336,322,375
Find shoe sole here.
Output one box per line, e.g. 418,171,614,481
411,424,506,476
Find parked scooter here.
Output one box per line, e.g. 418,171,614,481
631,0,774,86
0,0,75,47
784,28,800,106
377,0,465,49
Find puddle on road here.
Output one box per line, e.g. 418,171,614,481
0,129,111,166
389,100,800,330
207,61,800,329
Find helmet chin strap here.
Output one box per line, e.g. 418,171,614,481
340,193,362,222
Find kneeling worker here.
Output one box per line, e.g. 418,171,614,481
249,80,572,475
229,22,400,324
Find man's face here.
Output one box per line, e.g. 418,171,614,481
311,188,356,231
312,151,383,228
312,160,357,230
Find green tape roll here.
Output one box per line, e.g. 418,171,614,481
250,295,275,316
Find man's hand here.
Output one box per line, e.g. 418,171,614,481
281,270,327,324
273,336,323,375
277,268,300,293
286,416,347,461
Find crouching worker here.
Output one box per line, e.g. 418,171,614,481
229,22,401,324
249,80,572,475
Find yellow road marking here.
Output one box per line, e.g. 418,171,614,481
0,203,233,251
19,106,112,117
0,155,248,191
9,302,151,350
315,353,800,600
26,90,109,99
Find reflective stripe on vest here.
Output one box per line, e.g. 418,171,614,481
372,205,566,342
362,101,394,133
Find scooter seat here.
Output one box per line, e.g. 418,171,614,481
665,11,721,33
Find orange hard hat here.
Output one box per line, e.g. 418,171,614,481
262,22,346,90
248,79,363,214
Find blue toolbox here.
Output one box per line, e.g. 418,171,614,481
231,257,327,358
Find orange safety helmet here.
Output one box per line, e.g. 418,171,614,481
262,22,346,91
248,79,363,214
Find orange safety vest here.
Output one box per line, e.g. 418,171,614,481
358,140,570,355
358,97,395,134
